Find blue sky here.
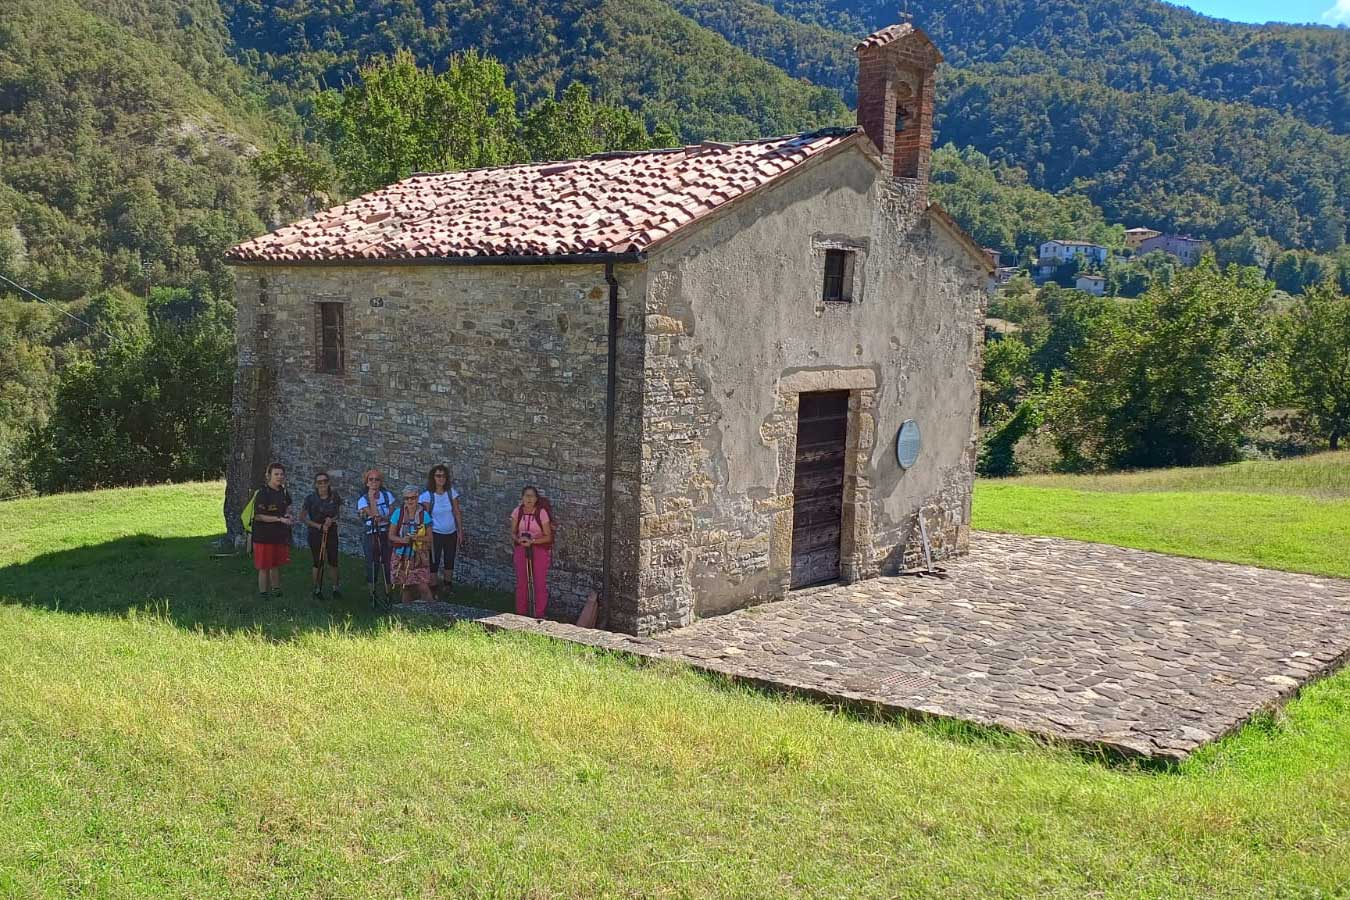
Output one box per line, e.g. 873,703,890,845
1175,0,1350,24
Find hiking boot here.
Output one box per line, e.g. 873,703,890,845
312,587,322,599
331,586,342,599
271,588,283,599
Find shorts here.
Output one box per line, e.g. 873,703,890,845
308,527,339,567
252,541,290,570
431,531,458,576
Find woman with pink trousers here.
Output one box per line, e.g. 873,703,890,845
509,485,553,619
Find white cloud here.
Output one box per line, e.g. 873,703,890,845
1323,0,1350,23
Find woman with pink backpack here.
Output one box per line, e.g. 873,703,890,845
509,485,553,619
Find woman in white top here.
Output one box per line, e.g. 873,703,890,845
419,463,465,596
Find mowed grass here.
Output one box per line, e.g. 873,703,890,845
975,450,1350,579
1,483,1348,897
1003,450,1350,499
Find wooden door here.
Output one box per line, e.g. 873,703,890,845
791,390,849,588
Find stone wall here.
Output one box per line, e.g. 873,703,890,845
225,262,646,622
637,146,987,631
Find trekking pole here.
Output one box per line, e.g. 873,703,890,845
317,522,328,593
524,539,536,619
379,534,391,606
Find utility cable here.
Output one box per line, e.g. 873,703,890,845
0,271,122,344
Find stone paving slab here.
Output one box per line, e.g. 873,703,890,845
397,533,1350,760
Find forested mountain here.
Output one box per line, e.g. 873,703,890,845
221,0,848,141
937,70,1350,252
756,0,1350,134
2,0,1348,300
0,0,288,301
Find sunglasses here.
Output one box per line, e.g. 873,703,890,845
367,477,381,483
315,478,329,484
434,473,447,479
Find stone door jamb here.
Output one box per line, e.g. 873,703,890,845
768,367,878,597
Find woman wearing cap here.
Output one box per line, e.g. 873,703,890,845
389,485,435,603
356,468,395,605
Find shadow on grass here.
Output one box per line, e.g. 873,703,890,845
0,533,513,641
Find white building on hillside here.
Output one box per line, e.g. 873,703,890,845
1038,239,1109,267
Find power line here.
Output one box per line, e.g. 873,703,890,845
0,271,122,344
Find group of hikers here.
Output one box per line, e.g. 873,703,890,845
244,461,554,618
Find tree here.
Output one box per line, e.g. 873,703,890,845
1044,259,1279,470
977,399,1041,477
1286,284,1350,450
1031,285,1118,376
1272,251,1306,294
314,50,524,194
521,82,659,162
0,296,57,495
24,305,234,493
979,335,1033,425
251,138,335,222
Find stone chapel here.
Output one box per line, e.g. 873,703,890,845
224,23,991,635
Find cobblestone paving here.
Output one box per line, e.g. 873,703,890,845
400,533,1350,760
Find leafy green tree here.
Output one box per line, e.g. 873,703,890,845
1213,231,1280,272
250,139,336,221
1286,284,1350,450
1106,261,1150,298
1044,260,1279,469
314,50,524,194
979,336,1033,426
977,399,1041,478
0,296,57,495
1052,257,1082,288
522,82,659,162
1031,285,1118,377
24,306,234,493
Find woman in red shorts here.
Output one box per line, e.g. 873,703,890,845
251,462,294,599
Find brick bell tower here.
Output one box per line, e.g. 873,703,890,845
855,23,942,194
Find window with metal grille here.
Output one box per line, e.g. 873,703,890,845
316,302,344,373
822,249,854,303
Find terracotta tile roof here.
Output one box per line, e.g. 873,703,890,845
853,22,942,63
226,128,864,264
854,22,915,52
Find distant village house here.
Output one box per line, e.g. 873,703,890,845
1038,239,1110,268
1075,273,1106,296
1138,233,1206,266
1124,227,1161,251
221,23,991,636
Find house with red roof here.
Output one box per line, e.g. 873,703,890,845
224,23,991,635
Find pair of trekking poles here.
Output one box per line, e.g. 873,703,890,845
315,519,342,598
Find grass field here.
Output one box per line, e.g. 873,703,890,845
976,450,1350,580
2,478,1349,897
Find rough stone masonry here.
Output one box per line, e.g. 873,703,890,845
223,23,991,635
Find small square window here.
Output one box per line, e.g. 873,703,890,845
316,302,344,374
822,249,855,303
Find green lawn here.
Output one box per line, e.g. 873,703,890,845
976,450,1350,579
2,480,1349,897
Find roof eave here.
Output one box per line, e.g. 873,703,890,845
926,202,996,275
223,250,648,268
